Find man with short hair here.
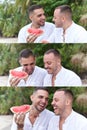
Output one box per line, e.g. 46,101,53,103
43,49,82,86
47,89,87,130
11,87,54,130
42,5,87,43
18,4,55,43
8,49,47,86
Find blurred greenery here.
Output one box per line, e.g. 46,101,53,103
0,87,87,117
0,0,87,37
0,87,33,114
0,43,87,76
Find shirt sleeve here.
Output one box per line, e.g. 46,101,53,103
67,74,82,86
76,31,87,43
18,28,27,43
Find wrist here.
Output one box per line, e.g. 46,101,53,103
17,125,24,130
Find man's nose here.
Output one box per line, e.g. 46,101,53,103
42,98,47,103
44,63,48,69
51,100,54,106
42,14,46,19
24,64,31,69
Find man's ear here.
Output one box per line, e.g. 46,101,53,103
57,58,61,66
30,94,34,102
66,99,71,106
29,14,33,21
19,59,21,65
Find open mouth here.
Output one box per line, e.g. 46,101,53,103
53,106,58,112
39,103,46,109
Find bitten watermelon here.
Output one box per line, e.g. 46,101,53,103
10,104,30,114
10,70,28,79
27,28,43,35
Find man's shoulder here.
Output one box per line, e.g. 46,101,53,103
72,22,86,31
42,109,54,116
62,67,82,83
62,67,79,76
44,73,51,78
72,110,87,123
11,66,22,71
11,66,23,71
45,22,55,27
19,23,31,32
35,66,47,73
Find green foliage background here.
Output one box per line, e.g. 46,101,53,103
0,0,87,37
0,0,87,117
0,43,86,77
0,87,87,117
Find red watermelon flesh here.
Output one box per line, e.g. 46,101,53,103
10,105,30,114
10,70,28,79
27,28,43,35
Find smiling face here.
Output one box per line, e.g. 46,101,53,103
44,53,61,76
52,91,67,115
29,8,46,27
30,90,49,112
19,56,36,75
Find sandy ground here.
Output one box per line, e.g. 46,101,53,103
0,115,13,130
0,37,18,43
0,76,8,86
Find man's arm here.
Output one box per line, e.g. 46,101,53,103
11,113,25,130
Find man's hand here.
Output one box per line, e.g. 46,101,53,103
14,113,26,130
26,34,39,43
41,40,49,44
9,77,21,87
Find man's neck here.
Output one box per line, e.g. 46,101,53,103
63,21,72,33
60,108,72,121
29,105,40,125
29,105,40,116
52,65,62,77
59,109,72,130
52,66,62,86
31,23,40,29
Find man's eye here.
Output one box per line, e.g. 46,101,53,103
47,62,51,65
30,63,34,65
39,96,43,99
23,64,28,66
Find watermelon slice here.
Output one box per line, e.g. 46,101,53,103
10,70,28,79
27,28,43,35
10,104,30,114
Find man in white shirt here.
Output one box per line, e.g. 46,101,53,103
43,49,82,86
47,89,87,130
42,5,87,43
18,4,55,43
11,88,54,130
8,49,47,87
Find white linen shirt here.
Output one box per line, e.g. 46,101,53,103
7,66,47,87
47,110,87,130
18,22,55,43
43,66,82,86
48,22,87,43
11,109,54,130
